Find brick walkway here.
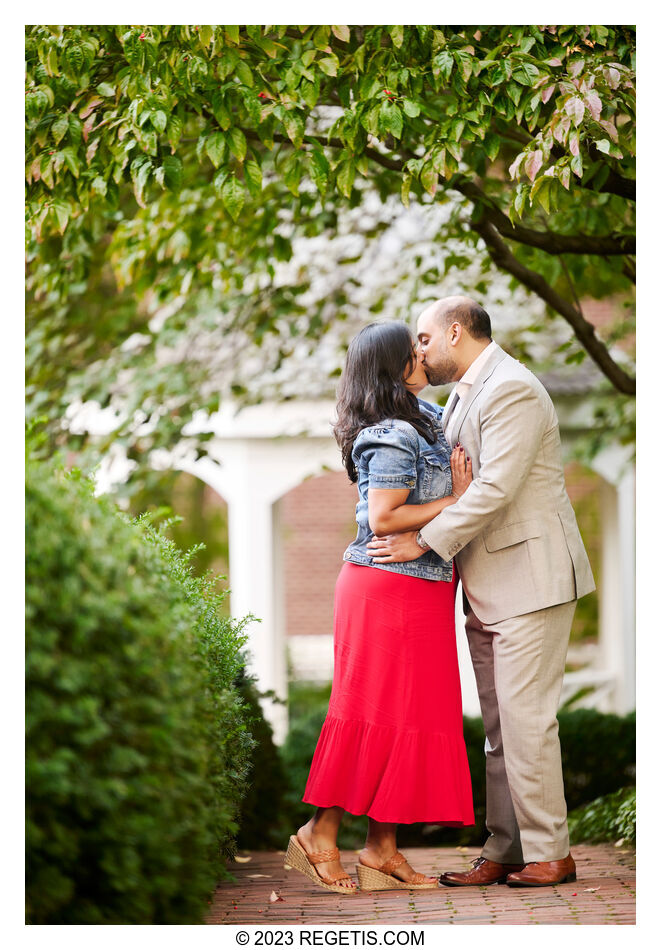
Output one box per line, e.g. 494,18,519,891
207,843,635,925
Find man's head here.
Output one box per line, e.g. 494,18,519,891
416,295,492,385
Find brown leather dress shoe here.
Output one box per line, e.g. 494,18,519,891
439,856,526,887
506,853,576,887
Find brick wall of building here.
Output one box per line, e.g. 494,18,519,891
281,470,358,638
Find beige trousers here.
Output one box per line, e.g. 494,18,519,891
466,599,577,863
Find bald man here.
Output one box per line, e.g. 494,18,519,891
368,297,595,887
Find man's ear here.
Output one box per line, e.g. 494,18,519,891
449,321,463,347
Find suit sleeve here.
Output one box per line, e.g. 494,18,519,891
420,380,549,560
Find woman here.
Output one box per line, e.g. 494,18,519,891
285,322,474,894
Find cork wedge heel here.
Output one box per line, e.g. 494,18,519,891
285,835,357,895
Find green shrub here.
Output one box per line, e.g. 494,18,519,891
235,676,287,850
26,457,254,923
558,708,635,812
276,683,635,849
568,786,636,843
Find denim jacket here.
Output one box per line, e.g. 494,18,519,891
343,398,454,582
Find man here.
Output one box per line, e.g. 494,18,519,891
367,296,595,887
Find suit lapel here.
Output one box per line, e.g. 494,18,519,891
452,344,509,441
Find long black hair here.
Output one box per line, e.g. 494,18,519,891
333,322,436,482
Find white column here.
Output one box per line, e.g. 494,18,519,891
455,581,480,718
598,470,636,714
616,468,636,712
225,458,288,743
178,443,289,743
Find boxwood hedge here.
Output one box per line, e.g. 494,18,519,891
26,456,255,923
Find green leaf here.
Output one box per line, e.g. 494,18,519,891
212,169,228,195
91,175,107,196
228,127,247,162
167,115,183,150
235,60,254,87
205,132,227,168
336,160,355,198
283,155,303,195
379,101,403,139
131,158,152,207
512,62,540,86
221,176,245,221
46,47,60,77
225,26,240,44
244,159,262,197
309,149,329,195
152,111,167,133
283,111,305,148
570,152,583,178
51,115,69,146
318,56,339,77
300,78,320,110
97,82,116,97
62,147,80,178
420,161,438,195
433,50,453,81
450,118,465,141
402,99,421,118
484,132,500,161
51,199,70,233
389,25,404,49
198,25,213,47
331,25,350,42
162,154,183,191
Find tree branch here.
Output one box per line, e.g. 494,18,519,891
457,178,635,255
471,216,636,395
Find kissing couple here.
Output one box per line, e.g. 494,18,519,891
286,295,595,893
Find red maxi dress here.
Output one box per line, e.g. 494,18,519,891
303,560,474,825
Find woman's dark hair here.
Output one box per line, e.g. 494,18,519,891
333,322,436,482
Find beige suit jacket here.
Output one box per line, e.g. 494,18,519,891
421,344,595,624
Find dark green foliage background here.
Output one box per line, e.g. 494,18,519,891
568,786,635,843
26,454,254,923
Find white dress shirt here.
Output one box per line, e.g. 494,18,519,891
444,340,498,444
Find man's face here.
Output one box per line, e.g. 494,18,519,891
416,308,459,385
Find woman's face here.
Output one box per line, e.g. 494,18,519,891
404,346,428,394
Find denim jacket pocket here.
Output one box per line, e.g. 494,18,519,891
420,451,452,501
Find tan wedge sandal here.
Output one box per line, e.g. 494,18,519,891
285,835,357,895
356,851,438,890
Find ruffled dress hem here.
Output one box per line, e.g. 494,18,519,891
302,715,475,827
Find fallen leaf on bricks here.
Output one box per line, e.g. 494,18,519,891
234,855,252,863
456,847,469,852
269,890,285,903
247,874,272,878
584,887,601,893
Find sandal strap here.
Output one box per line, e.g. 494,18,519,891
409,872,432,885
379,851,408,875
319,869,352,885
307,845,341,866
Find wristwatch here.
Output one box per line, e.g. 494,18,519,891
416,530,431,552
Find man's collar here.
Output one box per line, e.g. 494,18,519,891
459,339,498,386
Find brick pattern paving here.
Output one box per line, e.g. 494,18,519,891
207,844,635,926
